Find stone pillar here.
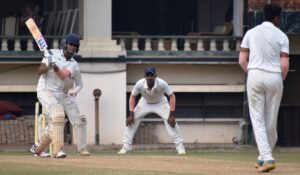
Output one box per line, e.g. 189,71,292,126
233,0,244,36
79,0,125,57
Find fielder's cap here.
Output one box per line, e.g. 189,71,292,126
144,66,156,74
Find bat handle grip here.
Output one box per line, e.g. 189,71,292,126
43,49,49,56
43,50,53,66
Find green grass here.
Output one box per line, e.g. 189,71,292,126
1,149,300,162
0,165,177,175
0,150,299,175
0,163,178,175
91,150,300,163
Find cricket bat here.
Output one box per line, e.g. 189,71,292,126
25,17,54,66
25,18,48,52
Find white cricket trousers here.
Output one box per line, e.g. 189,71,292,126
37,90,64,115
247,69,283,161
37,90,87,151
122,97,184,146
37,90,80,123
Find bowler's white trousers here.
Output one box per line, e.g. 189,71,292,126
247,69,283,161
122,97,184,146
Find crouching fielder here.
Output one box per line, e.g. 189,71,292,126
118,66,186,155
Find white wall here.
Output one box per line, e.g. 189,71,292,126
77,62,127,144
127,64,244,85
126,64,243,144
0,64,39,92
155,122,239,143
0,64,39,85
0,62,243,145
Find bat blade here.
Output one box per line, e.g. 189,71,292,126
25,18,48,51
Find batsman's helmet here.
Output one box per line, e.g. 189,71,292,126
62,33,80,53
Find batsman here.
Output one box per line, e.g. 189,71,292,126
31,33,90,158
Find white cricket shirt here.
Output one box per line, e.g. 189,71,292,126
241,21,289,73
132,77,173,104
37,49,79,92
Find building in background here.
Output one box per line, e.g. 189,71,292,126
0,0,299,147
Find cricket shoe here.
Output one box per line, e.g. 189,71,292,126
34,152,51,158
30,144,38,154
117,144,132,155
254,159,264,169
176,143,186,155
257,160,276,173
30,144,51,158
79,149,90,156
54,150,67,158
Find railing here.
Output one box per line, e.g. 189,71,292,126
112,35,242,52
0,36,63,51
0,35,242,53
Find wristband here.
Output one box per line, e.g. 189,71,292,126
170,111,175,116
53,65,59,72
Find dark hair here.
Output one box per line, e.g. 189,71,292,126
264,4,282,22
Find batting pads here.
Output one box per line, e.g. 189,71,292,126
38,113,49,138
74,115,88,151
34,126,52,154
32,113,51,154
48,104,65,155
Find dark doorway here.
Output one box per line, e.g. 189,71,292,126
277,55,300,146
112,0,233,35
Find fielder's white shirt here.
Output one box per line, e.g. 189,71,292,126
241,21,289,73
37,49,79,92
132,77,173,104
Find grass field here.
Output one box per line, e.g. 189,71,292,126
0,149,300,175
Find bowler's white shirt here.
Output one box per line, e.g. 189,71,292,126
241,22,289,73
132,77,173,104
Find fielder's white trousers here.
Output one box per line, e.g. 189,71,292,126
122,97,184,147
247,69,283,161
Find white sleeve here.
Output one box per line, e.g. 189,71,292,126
131,80,142,96
73,72,83,93
281,34,289,54
163,80,173,96
65,62,77,77
240,32,250,49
